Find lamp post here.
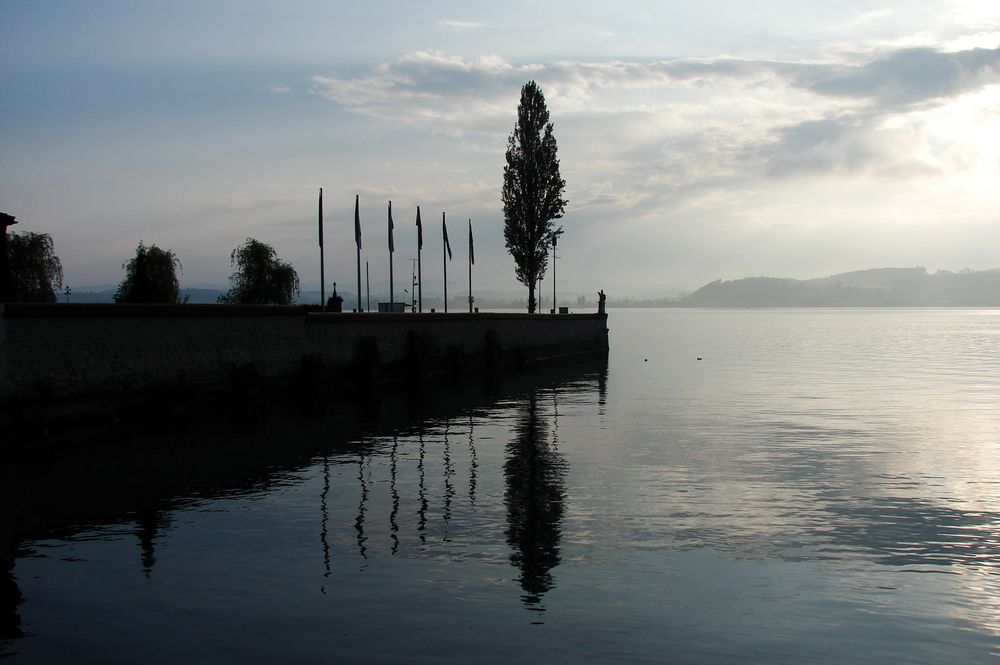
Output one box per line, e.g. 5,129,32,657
552,235,557,314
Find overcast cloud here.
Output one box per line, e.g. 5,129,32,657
1,2,998,295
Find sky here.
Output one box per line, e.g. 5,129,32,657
2,1,999,298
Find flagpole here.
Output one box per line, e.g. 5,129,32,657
388,201,394,308
442,212,448,314
319,188,325,309
416,206,423,313
409,258,417,312
552,235,556,315
354,195,362,312
468,218,473,313
366,260,371,312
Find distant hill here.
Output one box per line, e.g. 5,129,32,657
679,268,1000,307
69,288,226,304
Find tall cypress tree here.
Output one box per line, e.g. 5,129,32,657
502,81,567,313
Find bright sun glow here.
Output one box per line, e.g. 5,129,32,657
916,85,1000,196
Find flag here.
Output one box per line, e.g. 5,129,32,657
354,195,362,250
388,200,394,253
415,206,423,250
443,212,452,260
318,188,323,247
468,219,474,265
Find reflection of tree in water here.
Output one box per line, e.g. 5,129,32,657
504,393,567,607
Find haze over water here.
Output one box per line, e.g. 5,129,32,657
3,308,999,663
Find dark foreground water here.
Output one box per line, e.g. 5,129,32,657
2,309,999,663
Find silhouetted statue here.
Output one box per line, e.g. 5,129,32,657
504,393,566,607
597,289,606,314
326,282,344,312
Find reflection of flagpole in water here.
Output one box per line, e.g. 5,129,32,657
418,431,427,545
320,454,331,592
355,447,368,561
468,414,478,508
443,418,454,539
390,435,400,556
552,392,560,452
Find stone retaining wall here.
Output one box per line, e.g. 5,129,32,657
1,304,609,401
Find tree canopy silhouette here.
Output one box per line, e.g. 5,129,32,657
502,80,567,313
218,237,300,305
115,242,182,303
6,231,63,302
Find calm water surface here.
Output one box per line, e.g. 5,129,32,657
3,308,999,663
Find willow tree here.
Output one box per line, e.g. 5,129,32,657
7,231,63,302
502,81,567,313
218,237,299,305
115,242,182,303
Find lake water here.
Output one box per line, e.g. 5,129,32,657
3,308,999,663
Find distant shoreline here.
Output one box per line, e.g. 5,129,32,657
58,266,1000,309
625,267,1000,308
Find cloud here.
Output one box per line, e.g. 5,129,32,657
270,85,290,94
309,46,1000,213
763,112,941,178
830,8,893,32
311,47,998,132
309,51,795,136
800,46,1000,108
435,20,486,32
759,47,1000,178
